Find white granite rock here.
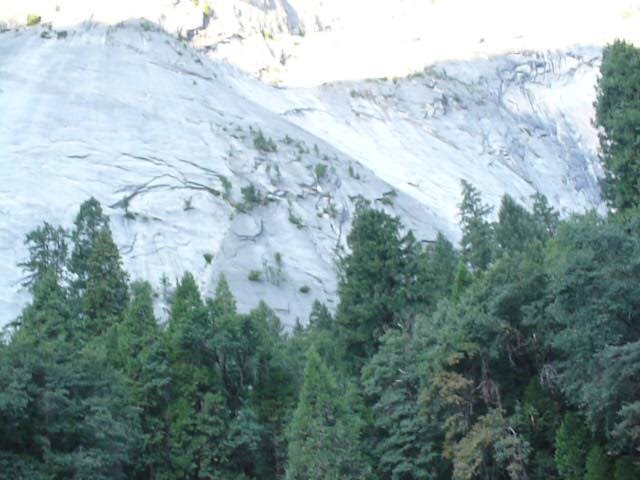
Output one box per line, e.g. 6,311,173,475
0,17,605,327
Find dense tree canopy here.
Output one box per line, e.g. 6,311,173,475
2,38,640,479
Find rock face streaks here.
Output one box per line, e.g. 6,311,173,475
0,22,602,326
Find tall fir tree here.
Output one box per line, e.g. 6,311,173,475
115,281,171,479
595,40,640,211
362,329,441,480
18,221,68,288
70,197,111,290
554,413,589,480
166,272,227,478
336,203,417,373
458,180,495,272
584,445,612,480
496,194,537,254
82,228,129,332
286,348,368,479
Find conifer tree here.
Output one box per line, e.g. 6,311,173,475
531,192,559,239
595,40,640,210
18,221,68,288
459,180,495,272
286,348,368,479
82,228,129,330
166,272,226,478
496,194,537,254
70,197,111,290
424,232,459,303
336,203,416,372
584,445,612,480
555,413,589,480
451,260,472,304
115,281,171,479
362,330,438,479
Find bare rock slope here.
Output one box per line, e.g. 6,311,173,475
0,21,602,325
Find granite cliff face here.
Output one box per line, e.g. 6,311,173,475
0,1,618,325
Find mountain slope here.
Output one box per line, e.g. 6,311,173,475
0,21,602,326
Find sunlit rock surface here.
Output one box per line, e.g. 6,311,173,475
0,11,607,326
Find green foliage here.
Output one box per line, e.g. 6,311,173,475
115,282,171,478
362,330,441,479
286,348,368,479
166,272,226,478
0,271,140,478
314,163,328,182
555,413,589,480
459,180,494,272
18,221,68,288
203,0,212,17
543,213,640,443
425,233,459,302
595,40,640,210
299,284,310,294
519,380,560,477
451,260,472,304
301,301,343,370
584,445,612,480
204,252,213,264
614,457,640,480
218,174,233,199
531,192,559,238
451,409,530,480
82,228,129,329
69,197,111,293
240,183,263,210
336,203,419,372
496,194,538,253
8,169,640,479
262,252,284,286
253,129,277,153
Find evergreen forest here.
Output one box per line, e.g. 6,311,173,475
1,40,639,479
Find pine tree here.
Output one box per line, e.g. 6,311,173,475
286,348,368,479
584,445,612,480
595,40,640,211
362,330,439,479
242,302,298,478
544,213,640,438
303,301,342,370
336,204,416,372
82,228,129,330
451,260,472,304
18,221,68,288
70,197,110,290
166,272,226,478
496,194,537,254
531,192,559,239
459,180,495,272
555,413,589,480
519,380,561,479
115,282,171,479
424,232,459,304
